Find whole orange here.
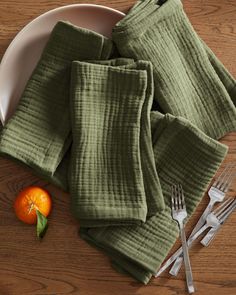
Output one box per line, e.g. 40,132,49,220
14,186,52,224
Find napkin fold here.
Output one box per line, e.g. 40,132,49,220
69,59,164,226
0,21,113,180
80,111,227,284
112,0,236,139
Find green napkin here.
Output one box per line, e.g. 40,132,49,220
80,111,227,284
69,59,164,226
112,0,236,139
0,21,113,182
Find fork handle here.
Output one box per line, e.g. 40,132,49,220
190,199,215,237
169,200,215,276
169,255,183,276
200,226,220,246
180,225,195,293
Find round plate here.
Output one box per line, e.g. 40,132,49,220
0,4,125,125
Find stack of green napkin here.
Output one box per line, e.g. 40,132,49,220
0,0,234,285
112,0,236,139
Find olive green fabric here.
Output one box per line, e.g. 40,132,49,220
69,59,164,227
202,40,236,106
0,21,113,183
80,111,227,284
0,8,232,285
112,0,236,139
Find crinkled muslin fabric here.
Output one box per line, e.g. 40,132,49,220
69,59,164,227
0,21,113,186
112,0,236,139
0,0,235,284
80,112,227,283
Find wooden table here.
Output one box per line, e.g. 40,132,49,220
0,0,235,294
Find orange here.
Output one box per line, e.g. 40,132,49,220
14,186,52,224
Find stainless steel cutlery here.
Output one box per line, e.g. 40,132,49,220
154,163,236,295
155,196,236,278
169,164,236,276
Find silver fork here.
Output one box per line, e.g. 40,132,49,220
155,197,236,277
171,184,195,294
169,164,236,276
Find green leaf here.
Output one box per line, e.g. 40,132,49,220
36,210,48,239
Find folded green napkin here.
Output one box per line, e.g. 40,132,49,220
0,21,113,182
80,111,227,284
69,59,164,226
112,0,236,139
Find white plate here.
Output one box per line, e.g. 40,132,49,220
0,4,125,125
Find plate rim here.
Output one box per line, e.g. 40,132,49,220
0,3,125,125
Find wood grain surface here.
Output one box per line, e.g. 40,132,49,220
0,0,236,294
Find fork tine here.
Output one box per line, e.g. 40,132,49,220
177,185,181,209
176,187,179,210
179,185,182,209
220,172,236,192
179,184,186,209
178,184,183,209
171,185,175,211
213,197,234,217
171,195,175,211
215,164,235,190
172,184,178,210
172,185,177,210
218,198,236,222
212,164,232,186
176,185,180,209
